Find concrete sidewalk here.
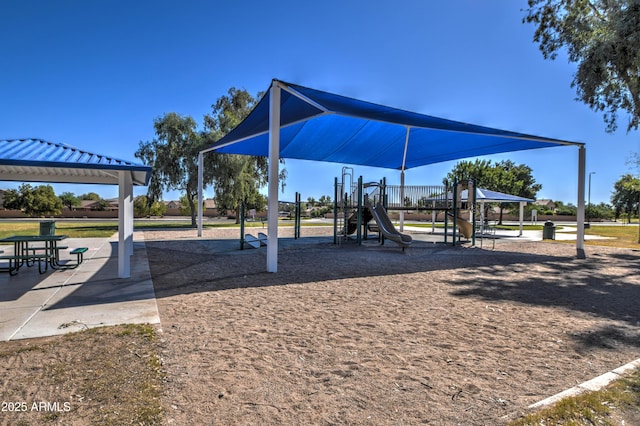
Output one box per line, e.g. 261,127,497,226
0,232,160,341
403,225,614,243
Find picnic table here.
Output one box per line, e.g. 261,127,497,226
0,235,68,275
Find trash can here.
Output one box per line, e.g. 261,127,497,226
39,220,56,236
542,220,555,240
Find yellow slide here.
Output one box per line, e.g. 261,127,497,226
453,216,473,239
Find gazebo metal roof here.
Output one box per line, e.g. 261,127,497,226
0,138,151,186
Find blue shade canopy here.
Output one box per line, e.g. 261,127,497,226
0,138,151,185
202,79,583,170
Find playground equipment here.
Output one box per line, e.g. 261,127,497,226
365,197,412,249
244,232,268,249
240,194,302,250
334,167,365,244
449,213,474,239
333,169,484,247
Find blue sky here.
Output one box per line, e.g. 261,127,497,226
2,0,638,205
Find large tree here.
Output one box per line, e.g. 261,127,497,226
204,87,286,222
3,184,62,216
136,112,214,226
611,173,640,223
80,192,101,201
59,192,80,210
524,0,640,132
446,159,542,223
133,196,167,217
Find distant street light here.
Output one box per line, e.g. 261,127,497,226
588,171,596,225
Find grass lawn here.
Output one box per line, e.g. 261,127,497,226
509,369,640,425
584,225,640,248
0,218,319,240
0,324,164,425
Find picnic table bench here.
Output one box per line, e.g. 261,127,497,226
0,235,68,275
0,253,53,275
62,247,88,269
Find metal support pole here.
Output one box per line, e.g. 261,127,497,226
576,145,586,257
399,170,405,232
197,152,203,237
240,204,245,250
381,178,387,245
267,81,281,272
471,179,476,246
333,177,338,244
343,191,348,240
357,176,363,245
444,181,449,244
452,179,458,246
295,192,301,239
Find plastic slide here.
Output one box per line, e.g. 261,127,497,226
366,201,412,248
448,213,474,239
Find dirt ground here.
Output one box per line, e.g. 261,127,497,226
143,227,640,425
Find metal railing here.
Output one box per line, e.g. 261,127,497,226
384,185,450,210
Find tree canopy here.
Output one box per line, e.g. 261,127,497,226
80,192,101,201
524,0,640,132
59,192,81,210
3,184,62,216
203,87,286,221
136,112,214,226
611,173,640,222
136,87,286,226
134,196,167,217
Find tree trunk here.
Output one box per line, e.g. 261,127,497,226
187,195,197,228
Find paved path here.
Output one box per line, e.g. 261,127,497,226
0,233,160,341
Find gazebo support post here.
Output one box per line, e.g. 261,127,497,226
197,152,203,237
519,201,525,237
118,171,133,278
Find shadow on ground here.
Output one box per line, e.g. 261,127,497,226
145,237,640,335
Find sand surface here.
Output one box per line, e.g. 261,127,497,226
143,227,640,425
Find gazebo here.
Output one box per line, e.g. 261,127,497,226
466,188,534,237
198,79,586,272
0,138,152,278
